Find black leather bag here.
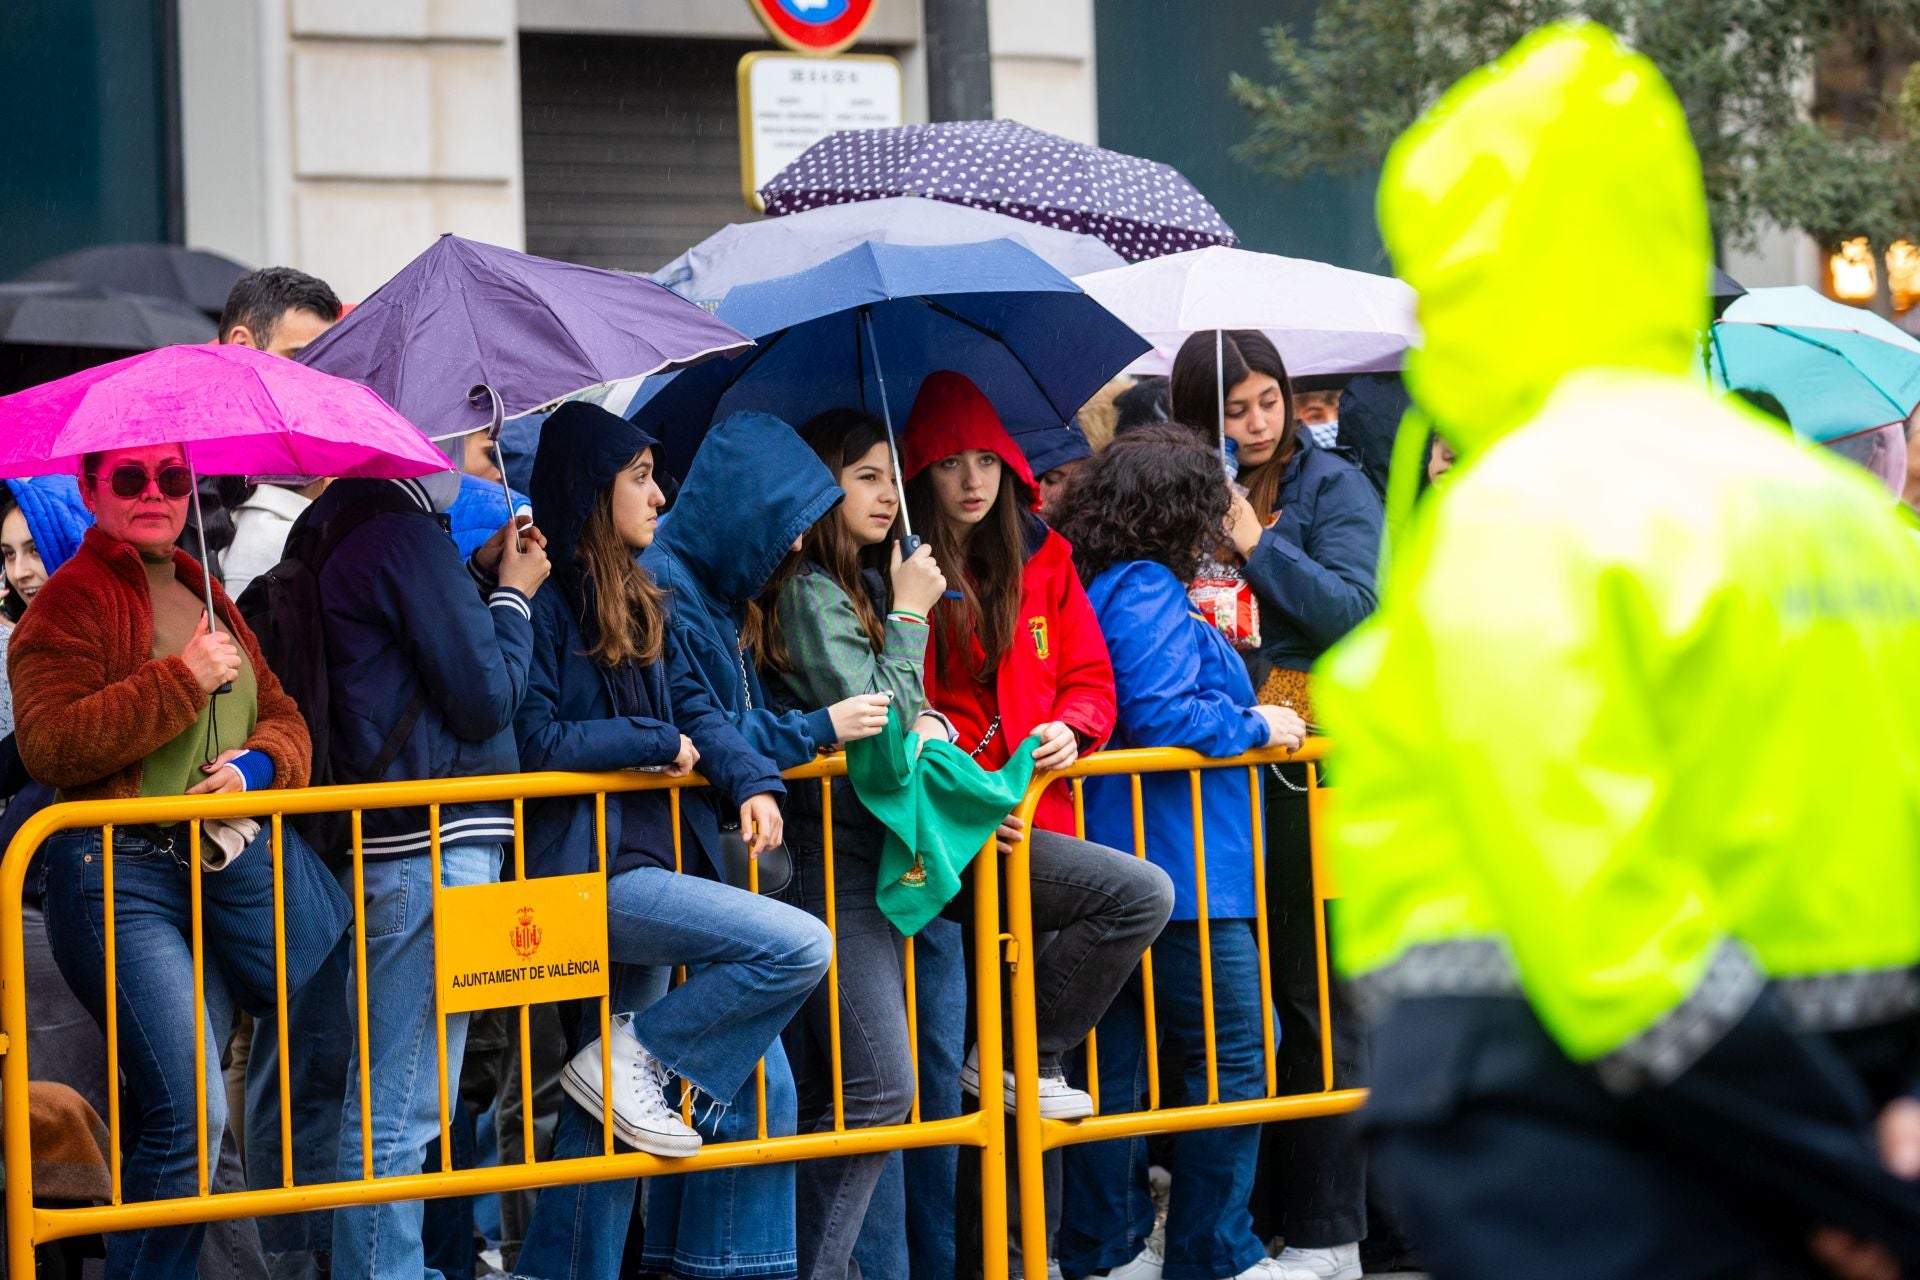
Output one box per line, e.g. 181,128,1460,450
717,824,793,896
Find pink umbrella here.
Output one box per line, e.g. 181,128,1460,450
0,341,450,643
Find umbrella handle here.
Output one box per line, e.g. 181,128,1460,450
183,446,233,697
468,383,524,546
860,309,914,541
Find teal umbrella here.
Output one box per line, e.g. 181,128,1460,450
1711,285,1920,442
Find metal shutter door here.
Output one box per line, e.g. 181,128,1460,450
520,33,760,273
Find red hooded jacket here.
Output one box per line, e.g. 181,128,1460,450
903,371,1116,835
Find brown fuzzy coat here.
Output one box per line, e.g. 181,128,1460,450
9,527,311,800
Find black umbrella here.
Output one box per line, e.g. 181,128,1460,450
0,282,215,349
0,283,215,395
14,243,250,319
1711,266,1747,318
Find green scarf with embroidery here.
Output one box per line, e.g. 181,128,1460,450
846,710,1039,937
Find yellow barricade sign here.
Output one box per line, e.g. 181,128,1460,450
438,872,609,1014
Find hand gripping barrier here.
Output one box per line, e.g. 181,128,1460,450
0,741,1358,1276
1001,740,1368,1271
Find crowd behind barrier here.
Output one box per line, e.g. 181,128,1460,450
0,270,1387,1280
0,743,1351,1280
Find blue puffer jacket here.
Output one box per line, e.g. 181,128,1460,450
448,472,531,559
309,475,534,860
1083,561,1270,921
515,402,784,880
1241,431,1383,678
642,411,842,858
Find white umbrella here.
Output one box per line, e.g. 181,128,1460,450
652,196,1128,303
1074,245,1419,378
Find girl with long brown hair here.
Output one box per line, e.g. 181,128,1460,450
1169,331,1382,1279
753,407,953,1279
512,402,832,1280
900,370,1172,1176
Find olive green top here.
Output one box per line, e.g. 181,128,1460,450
138,555,257,798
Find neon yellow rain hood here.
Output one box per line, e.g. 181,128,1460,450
1320,23,1920,1087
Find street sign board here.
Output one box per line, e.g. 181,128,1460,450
744,0,878,56
738,52,903,211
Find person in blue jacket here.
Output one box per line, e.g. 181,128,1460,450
296,464,550,1280
1170,331,1381,1278
1052,428,1307,1280
511,401,831,1280
639,410,893,1279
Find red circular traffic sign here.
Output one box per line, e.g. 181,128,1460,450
745,0,877,55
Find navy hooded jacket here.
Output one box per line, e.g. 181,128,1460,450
514,402,783,880
1241,431,1384,679
307,475,534,860
642,412,842,853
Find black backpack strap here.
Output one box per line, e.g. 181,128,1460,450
362,691,426,785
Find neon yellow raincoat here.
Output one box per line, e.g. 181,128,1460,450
1319,22,1920,1089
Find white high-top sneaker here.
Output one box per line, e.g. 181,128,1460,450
1263,1244,1363,1280
560,1015,702,1158
958,1044,1094,1120
1100,1240,1164,1279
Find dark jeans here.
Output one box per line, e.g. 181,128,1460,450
247,937,351,1279
786,823,917,1280
953,828,1173,1280
851,915,967,1280
1059,921,1275,1280
1253,771,1367,1250
42,828,251,1280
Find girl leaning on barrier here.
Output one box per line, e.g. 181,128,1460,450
751,407,955,1279
508,402,833,1280
638,407,896,1280
1170,332,1383,1280
10,443,332,1280
1051,425,1307,1280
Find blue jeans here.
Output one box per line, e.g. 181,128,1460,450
332,844,501,1280
1058,921,1275,1280
42,828,240,1280
852,916,967,1280
517,866,830,1280
247,935,352,1279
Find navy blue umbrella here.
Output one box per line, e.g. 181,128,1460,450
628,239,1148,513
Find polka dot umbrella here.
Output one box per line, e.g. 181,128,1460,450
759,119,1237,263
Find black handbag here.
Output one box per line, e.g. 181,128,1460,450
720,649,792,896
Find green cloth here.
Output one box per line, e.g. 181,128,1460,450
848,710,1038,937
140,557,257,798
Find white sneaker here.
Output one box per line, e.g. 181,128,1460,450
1262,1244,1363,1280
1100,1241,1164,1279
560,1016,702,1157
958,1044,1094,1120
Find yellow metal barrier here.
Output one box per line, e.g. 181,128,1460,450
0,758,1014,1278
1,741,1357,1277
1004,740,1367,1271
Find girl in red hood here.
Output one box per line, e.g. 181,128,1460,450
902,371,1172,1142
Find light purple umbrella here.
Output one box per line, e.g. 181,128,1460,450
758,120,1236,263
0,340,449,635
297,235,752,501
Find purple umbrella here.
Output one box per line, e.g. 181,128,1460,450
298,235,752,498
759,120,1236,263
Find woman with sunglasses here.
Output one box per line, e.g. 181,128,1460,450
10,444,314,1280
